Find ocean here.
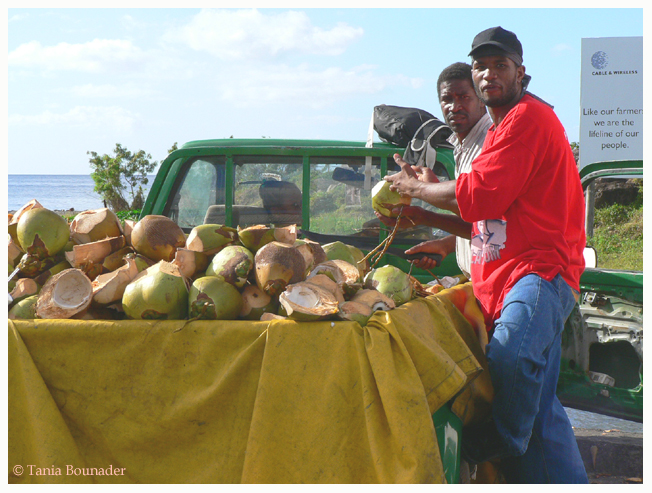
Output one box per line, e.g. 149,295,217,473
8,174,156,212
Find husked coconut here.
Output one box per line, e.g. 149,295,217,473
92,257,140,306
9,278,40,307
371,179,411,218
364,265,414,306
102,246,135,272
185,224,238,255
36,269,93,319
65,235,127,268
172,248,210,279
16,207,70,260
70,208,123,244
254,241,307,297
122,261,188,320
239,284,279,320
130,215,186,262
278,282,340,321
8,235,23,268
123,219,136,246
238,224,297,252
188,276,243,320
206,245,254,289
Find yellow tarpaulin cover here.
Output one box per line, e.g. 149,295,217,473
9,285,490,484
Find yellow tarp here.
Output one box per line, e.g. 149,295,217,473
8,286,490,484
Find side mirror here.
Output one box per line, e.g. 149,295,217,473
584,246,598,269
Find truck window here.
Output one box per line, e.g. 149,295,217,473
167,157,225,229
309,155,452,241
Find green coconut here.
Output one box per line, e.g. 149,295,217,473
254,241,307,297
239,284,279,320
16,207,70,259
363,265,414,306
322,241,357,265
206,245,255,289
130,215,186,263
8,294,39,320
188,276,243,320
185,224,238,255
238,224,297,252
9,278,40,307
347,244,370,279
122,261,189,320
371,179,411,218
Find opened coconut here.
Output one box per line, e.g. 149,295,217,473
122,261,188,320
278,281,340,321
351,288,396,312
207,245,254,289
371,179,411,218
238,224,297,252
239,284,279,320
70,208,123,244
336,301,374,325
307,259,362,298
254,241,307,297
130,215,186,262
16,207,70,259
65,235,127,270
36,268,93,319
172,248,210,279
305,273,345,304
9,278,40,307
188,276,243,320
185,224,238,255
92,257,140,306
364,265,414,306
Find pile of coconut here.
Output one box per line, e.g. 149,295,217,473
9,199,422,326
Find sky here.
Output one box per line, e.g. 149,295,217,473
6,6,646,177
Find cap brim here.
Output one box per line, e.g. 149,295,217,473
468,41,515,58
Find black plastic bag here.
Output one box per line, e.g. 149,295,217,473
373,105,437,147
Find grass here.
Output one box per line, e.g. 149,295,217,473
589,201,643,271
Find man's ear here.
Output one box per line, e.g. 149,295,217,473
517,65,526,84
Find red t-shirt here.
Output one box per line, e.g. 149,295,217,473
456,94,586,328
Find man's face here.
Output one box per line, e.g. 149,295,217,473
439,79,487,141
471,55,525,108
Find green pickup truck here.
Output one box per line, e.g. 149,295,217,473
142,139,643,425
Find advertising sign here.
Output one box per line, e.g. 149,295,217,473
579,37,643,170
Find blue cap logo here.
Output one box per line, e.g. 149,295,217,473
591,51,609,70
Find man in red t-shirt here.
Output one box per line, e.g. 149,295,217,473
384,27,588,483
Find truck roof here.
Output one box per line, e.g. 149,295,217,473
180,138,402,150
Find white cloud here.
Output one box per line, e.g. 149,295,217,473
8,106,138,132
8,39,147,73
163,8,364,60
68,83,158,99
216,64,423,109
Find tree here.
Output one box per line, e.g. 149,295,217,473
88,143,158,212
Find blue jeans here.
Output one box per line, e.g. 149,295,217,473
486,273,588,483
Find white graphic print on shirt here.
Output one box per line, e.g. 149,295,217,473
471,219,507,264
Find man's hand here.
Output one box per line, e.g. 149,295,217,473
374,205,426,229
414,166,440,184
405,237,455,270
384,154,422,197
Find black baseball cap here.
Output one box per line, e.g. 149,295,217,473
469,26,523,65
